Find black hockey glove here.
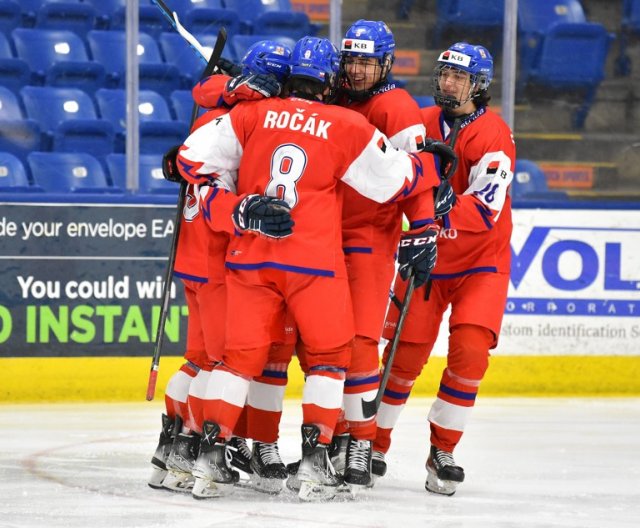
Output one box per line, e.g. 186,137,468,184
222,73,282,105
162,145,183,184
216,57,242,77
397,226,438,288
232,194,294,239
434,180,456,218
422,139,458,180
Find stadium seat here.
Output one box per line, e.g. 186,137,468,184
0,0,20,33
252,10,316,40
0,120,42,162
230,34,295,65
12,28,105,93
95,88,188,154
20,85,114,156
433,0,504,48
86,30,181,97
512,159,567,200
159,31,224,87
0,32,30,95
106,152,179,194
0,86,23,120
35,1,97,37
0,151,41,192
110,2,173,39
223,0,293,33
27,151,120,194
183,7,241,38
81,0,124,29
169,89,198,124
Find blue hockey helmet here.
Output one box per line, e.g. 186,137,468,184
341,19,396,66
241,40,292,83
433,42,494,109
289,37,339,85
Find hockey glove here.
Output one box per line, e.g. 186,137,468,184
222,73,282,106
422,139,458,180
216,57,242,77
397,226,438,288
434,180,456,218
162,145,183,184
232,194,294,239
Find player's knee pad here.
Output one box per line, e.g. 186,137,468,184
223,344,271,378
349,335,380,374
382,340,431,380
448,324,493,380
304,340,353,372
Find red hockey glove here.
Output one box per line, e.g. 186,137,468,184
222,73,282,106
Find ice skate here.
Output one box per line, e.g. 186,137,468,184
162,430,199,492
368,450,387,487
343,437,372,494
328,433,349,476
191,421,236,499
148,413,175,489
227,436,253,475
294,424,341,502
425,445,465,496
248,441,287,494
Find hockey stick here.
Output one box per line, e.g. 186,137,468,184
362,272,417,419
146,25,227,402
362,117,463,417
151,0,211,63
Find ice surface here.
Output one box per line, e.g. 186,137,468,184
1,398,639,528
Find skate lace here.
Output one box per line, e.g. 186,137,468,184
229,437,252,462
258,442,283,466
372,450,385,463
348,440,370,472
434,448,456,468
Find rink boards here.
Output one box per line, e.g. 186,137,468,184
1,202,639,401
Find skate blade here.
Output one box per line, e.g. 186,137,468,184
191,477,233,499
162,471,194,493
425,471,459,496
285,475,301,493
249,474,285,495
342,482,369,499
298,481,337,502
148,467,168,489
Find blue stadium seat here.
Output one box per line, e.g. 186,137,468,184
86,30,181,97
0,151,41,192
183,7,241,38
159,31,222,87
252,11,316,40
95,88,187,154
0,121,42,162
517,0,613,129
230,34,295,65
170,89,198,124
433,0,504,48
223,0,292,33
0,32,30,95
512,159,567,200
106,152,179,194
0,0,20,33
81,0,124,29
0,86,23,119
27,151,120,194
20,85,114,156
35,1,97,37
12,28,105,93
110,1,173,39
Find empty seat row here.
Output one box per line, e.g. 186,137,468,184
0,28,296,95
0,85,191,159
0,150,178,195
0,0,314,40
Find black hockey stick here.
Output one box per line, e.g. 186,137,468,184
362,117,463,417
146,24,227,402
362,272,417,418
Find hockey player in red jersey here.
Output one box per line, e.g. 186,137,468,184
175,36,452,502
372,42,515,496
147,40,290,493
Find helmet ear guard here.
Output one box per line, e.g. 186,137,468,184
240,40,292,83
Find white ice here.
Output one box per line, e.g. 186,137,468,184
1,398,639,528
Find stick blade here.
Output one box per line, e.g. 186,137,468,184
361,396,378,419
